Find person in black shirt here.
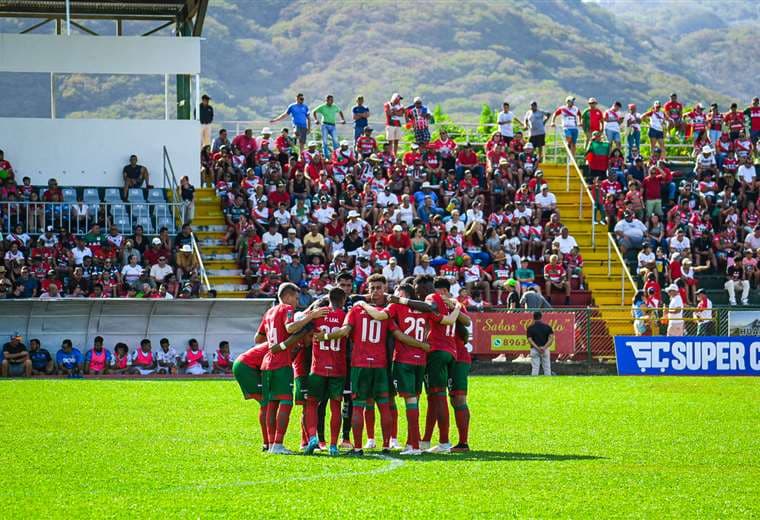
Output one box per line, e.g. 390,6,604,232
505,279,520,309
200,94,214,147
122,154,150,197
28,338,53,375
2,332,31,377
526,312,553,376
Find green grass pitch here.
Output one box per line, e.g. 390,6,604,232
2,376,758,518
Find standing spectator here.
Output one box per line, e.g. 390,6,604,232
624,104,642,159
526,311,553,376
270,93,311,152
156,337,179,375
182,338,208,375
199,94,214,147
695,289,714,336
551,96,580,157
642,167,665,217
642,101,668,153
130,339,156,375
663,93,685,140
352,96,370,142
585,131,610,179
0,149,14,181
313,94,346,157
631,291,649,336
665,284,684,336
122,154,150,197
28,339,53,375
520,286,551,309
523,101,549,161
180,175,195,224
84,336,111,375
2,332,31,377
384,93,405,155
744,97,760,144
581,97,603,141
725,262,750,306
406,96,433,147
497,101,521,145
55,339,83,376
603,101,623,147
724,103,745,140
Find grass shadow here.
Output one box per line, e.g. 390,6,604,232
308,450,606,462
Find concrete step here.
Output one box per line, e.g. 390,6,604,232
204,260,240,270
212,283,249,292
199,246,236,256
216,291,247,299
191,216,225,226
194,225,227,232
207,269,243,277
209,275,246,285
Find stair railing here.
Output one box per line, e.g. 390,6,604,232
191,231,212,294
558,131,598,251
608,232,638,305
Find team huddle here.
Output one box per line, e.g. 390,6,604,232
232,273,472,456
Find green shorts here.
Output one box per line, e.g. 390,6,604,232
307,373,346,402
294,374,309,404
262,366,294,402
426,350,455,393
232,360,264,402
450,361,471,395
393,362,425,397
350,366,390,402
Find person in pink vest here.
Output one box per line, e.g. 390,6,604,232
182,338,208,375
110,343,130,374
212,341,233,374
129,339,156,375
84,336,112,375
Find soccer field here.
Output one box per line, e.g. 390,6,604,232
2,376,758,518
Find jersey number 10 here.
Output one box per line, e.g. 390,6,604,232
360,318,382,343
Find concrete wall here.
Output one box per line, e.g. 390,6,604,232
0,118,200,187
0,299,272,357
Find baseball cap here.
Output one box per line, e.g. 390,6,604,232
261,127,271,134
506,279,517,287
307,140,317,147
152,237,161,245
288,228,296,234
588,97,598,104
340,140,349,146
421,254,430,262
413,96,422,103
393,225,403,232
565,95,575,102
666,284,679,292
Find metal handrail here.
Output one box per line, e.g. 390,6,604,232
607,232,638,305
0,200,184,236
556,128,598,250
191,232,211,293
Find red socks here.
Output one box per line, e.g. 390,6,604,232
266,401,279,444
390,400,398,439
434,395,450,444
274,402,292,444
405,402,420,449
304,399,319,438
364,405,376,441
259,406,269,446
454,404,470,445
377,401,393,448
329,399,342,446
351,404,365,448
422,396,436,442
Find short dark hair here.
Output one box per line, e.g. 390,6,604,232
433,277,451,290
277,282,300,301
115,342,128,354
533,311,542,321
219,341,229,348
397,283,415,298
94,336,104,345
140,338,151,347
328,287,347,306
62,339,72,348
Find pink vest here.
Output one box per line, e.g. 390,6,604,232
114,354,128,369
186,349,204,367
136,349,153,366
215,350,231,368
89,348,107,372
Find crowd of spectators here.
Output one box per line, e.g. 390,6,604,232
1,332,232,377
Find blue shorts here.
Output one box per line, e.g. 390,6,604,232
605,129,621,143
648,129,664,139
564,128,579,143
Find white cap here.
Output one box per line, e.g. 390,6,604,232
389,257,397,263
288,228,296,234
261,127,271,134
666,284,679,292
307,140,317,147
702,145,712,153
152,237,161,245
391,92,402,101
180,244,192,253
421,181,432,189
525,142,534,149
347,210,359,219
393,225,403,232
340,139,349,146
411,143,419,149
413,96,422,103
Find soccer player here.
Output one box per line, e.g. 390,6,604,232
450,320,473,452
254,282,328,455
304,287,348,455
320,274,426,455
234,327,311,452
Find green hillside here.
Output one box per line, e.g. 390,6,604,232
0,0,747,124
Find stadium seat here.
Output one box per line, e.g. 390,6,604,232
128,188,145,202
153,204,171,218
83,188,100,204
156,216,176,233
62,188,77,202
104,188,122,203
130,203,150,220
135,216,153,234
109,203,128,218
113,216,131,234
86,203,100,218
147,189,165,203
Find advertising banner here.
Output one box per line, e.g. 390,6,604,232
471,312,575,354
614,336,760,376
728,311,760,336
